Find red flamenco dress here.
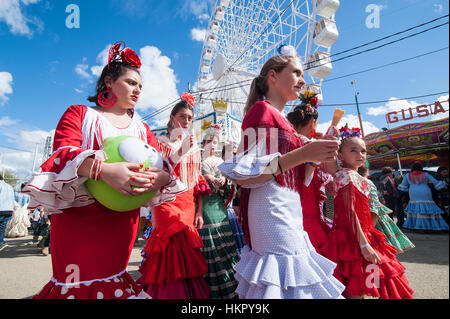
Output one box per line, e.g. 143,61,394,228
23,105,185,299
322,168,414,298
137,135,211,299
297,135,330,254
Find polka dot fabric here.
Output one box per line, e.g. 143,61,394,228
234,180,345,299
33,271,150,299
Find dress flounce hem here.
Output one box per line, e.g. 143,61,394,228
33,271,148,299
233,246,345,299
322,227,414,299
138,226,208,286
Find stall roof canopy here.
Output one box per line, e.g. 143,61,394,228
364,117,449,169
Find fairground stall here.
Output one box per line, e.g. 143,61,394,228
365,117,449,174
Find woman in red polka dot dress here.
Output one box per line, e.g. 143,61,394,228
23,42,186,299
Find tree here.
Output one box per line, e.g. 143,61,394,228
2,169,18,189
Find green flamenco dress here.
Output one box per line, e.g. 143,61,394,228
367,179,415,254
199,155,239,299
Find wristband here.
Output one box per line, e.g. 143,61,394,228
360,243,370,249
89,159,103,181
277,160,284,175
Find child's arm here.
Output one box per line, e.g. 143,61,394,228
353,204,382,264
342,184,382,265
194,195,204,230
371,212,379,227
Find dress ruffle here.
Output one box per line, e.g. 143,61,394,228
23,149,104,213
406,201,444,215
34,270,150,299
403,202,449,230
219,152,281,187
6,205,31,238
138,225,207,285
323,227,414,299
144,277,210,299
376,215,415,253
194,175,212,197
233,246,345,299
226,206,246,257
198,220,239,299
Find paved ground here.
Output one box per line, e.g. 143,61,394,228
0,230,448,299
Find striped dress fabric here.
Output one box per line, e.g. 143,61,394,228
367,179,415,253
199,155,239,299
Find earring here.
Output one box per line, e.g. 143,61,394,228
97,87,117,108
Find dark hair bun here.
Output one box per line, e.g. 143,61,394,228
286,103,318,128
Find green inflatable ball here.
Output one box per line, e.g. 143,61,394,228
86,135,164,212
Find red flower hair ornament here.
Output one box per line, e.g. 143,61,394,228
181,92,196,107
108,41,142,69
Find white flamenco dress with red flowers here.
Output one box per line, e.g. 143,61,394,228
23,105,186,299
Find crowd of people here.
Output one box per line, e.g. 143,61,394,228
0,180,51,255
369,164,449,232
0,42,448,300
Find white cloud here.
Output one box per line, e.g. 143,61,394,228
0,122,54,181
430,94,449,121
75,57,93,81
0,116,17,126
198,13,210,21
0,71,13,105
21,0,41,5
0,0,42,37
366,95,449,123
90,44,110,78
190,28,207,42
136,46,179,126
317,114,380,136
366,97,420,116
181,0,214,18
433,4,444,13
74,88,83,94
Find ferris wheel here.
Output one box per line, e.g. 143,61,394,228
194,0,340,120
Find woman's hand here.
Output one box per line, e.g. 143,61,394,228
313,132,324,139
325,125,340,139
134,167,170,194
361,245,382,264
194,211,204,230
177,134,195,157
100,162,168,196
213,176,226,188
299,140,340,163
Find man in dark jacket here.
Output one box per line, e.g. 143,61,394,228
380,167,399,220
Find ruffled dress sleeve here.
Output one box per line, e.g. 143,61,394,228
23,105,105,213
397,174,410,192
425,172,446,190
218,101,282,188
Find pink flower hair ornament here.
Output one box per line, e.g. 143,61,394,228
338,125,361,140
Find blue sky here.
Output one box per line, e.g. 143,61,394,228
0,0,449,181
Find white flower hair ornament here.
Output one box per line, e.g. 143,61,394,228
277,44,298,57
277,44,303,73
